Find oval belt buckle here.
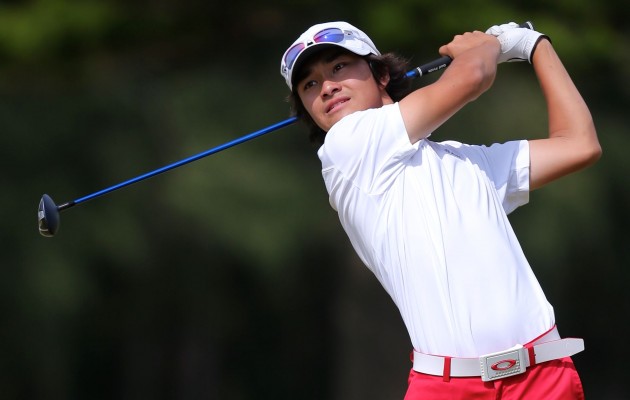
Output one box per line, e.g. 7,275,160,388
479,344,528,382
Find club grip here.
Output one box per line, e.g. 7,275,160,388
408,56,453,78
407,21,533,79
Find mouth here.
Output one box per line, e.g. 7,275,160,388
326,97,350,114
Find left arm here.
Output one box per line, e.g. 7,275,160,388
527,39,601,190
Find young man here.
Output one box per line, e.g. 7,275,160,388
280,21,600,399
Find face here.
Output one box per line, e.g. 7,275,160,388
295,50,392,132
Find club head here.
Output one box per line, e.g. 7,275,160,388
38,194,60,237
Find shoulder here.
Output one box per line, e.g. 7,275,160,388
327,103,403,139
318,103,418,190
320,103,408,162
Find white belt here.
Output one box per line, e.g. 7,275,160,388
412,327,585,382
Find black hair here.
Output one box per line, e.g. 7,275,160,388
287,51,413,147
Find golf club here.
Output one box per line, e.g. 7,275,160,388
37,22,532,237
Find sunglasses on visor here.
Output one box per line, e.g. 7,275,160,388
283,28,352,71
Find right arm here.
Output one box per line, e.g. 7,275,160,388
398,31,501,143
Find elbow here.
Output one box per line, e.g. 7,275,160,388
575,125,602,169
583,123,602,167
585,140,602,166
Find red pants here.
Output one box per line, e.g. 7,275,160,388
404,357,584,400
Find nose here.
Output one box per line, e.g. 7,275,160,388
321,80,341,98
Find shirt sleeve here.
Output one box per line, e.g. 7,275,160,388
445,140,530,214
317,103,418,195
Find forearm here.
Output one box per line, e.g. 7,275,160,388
439,36,500,100
399,34,500,143
533,40,598,146
528,39,601,189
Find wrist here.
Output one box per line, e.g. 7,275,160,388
530,36,551,64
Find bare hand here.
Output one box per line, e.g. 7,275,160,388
439,31,500,60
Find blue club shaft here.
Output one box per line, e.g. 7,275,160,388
57,55,457,211
60,116,299,210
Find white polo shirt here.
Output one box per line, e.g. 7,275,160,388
317,103,555,358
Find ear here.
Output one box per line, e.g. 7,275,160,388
368,60,390,89
378,73,390,89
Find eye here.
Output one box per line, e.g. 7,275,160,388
333,62,347,73
302,80,318,91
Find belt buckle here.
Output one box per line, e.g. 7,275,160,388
479,345,527,382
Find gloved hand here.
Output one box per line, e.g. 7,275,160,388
485,22,550,64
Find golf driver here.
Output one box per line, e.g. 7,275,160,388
37,22,532,237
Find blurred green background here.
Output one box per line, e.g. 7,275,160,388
3,0,628,399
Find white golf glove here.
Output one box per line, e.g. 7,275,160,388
485,22,549,64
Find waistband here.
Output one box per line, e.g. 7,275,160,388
412,326,584,382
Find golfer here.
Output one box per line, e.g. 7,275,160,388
280,21,600,399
